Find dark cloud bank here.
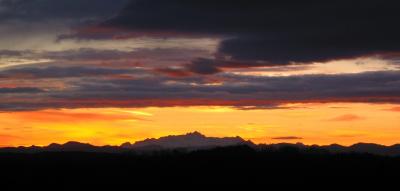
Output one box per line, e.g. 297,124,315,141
69,0,400,65
1,70,399,111
0,0,129,22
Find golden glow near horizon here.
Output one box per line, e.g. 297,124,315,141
1,103,399,147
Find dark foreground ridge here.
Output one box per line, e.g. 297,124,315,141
1,133,400,188
2,132,400,156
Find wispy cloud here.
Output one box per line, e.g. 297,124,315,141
329,114,364,122
271,136,303,140
386,107,400,112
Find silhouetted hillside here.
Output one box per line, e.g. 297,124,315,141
1,132,399,188
2,132,400,156
1,145,399,189
122,131,253,150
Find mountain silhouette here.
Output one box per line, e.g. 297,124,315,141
1,132,400,156
1,133,400,188
46,142,97,152
121,131,253,150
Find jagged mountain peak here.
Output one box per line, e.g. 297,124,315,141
119,132,249,149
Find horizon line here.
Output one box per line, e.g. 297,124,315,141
1,131,399,148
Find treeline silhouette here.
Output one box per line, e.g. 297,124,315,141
1,145,399,189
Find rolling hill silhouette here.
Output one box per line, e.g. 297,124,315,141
1,132,400,188
1,132,400,156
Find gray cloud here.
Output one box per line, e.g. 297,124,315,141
48,70,400,103
0,0,129,22
0,66,137,79
71,0,400,65
0,50,28,58
0,48,213,70
0,87,44,93
185,58,222,75
43,48,211,63
0,71,399,111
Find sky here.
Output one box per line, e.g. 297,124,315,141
0,0,399,147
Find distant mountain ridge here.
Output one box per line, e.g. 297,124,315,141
121,131,252,150
0,132,252,153
1,132,400,156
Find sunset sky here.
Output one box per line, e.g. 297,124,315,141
0,0,399,147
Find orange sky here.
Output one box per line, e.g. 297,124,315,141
1,1,400,151
1,103,399,147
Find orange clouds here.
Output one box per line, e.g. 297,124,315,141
271,136,303,140
387,107,400,112
329,114,364,122
12,109,145,123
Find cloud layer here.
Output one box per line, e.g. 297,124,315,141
0,0,399,111
1,70,399,111
68,0,400,65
